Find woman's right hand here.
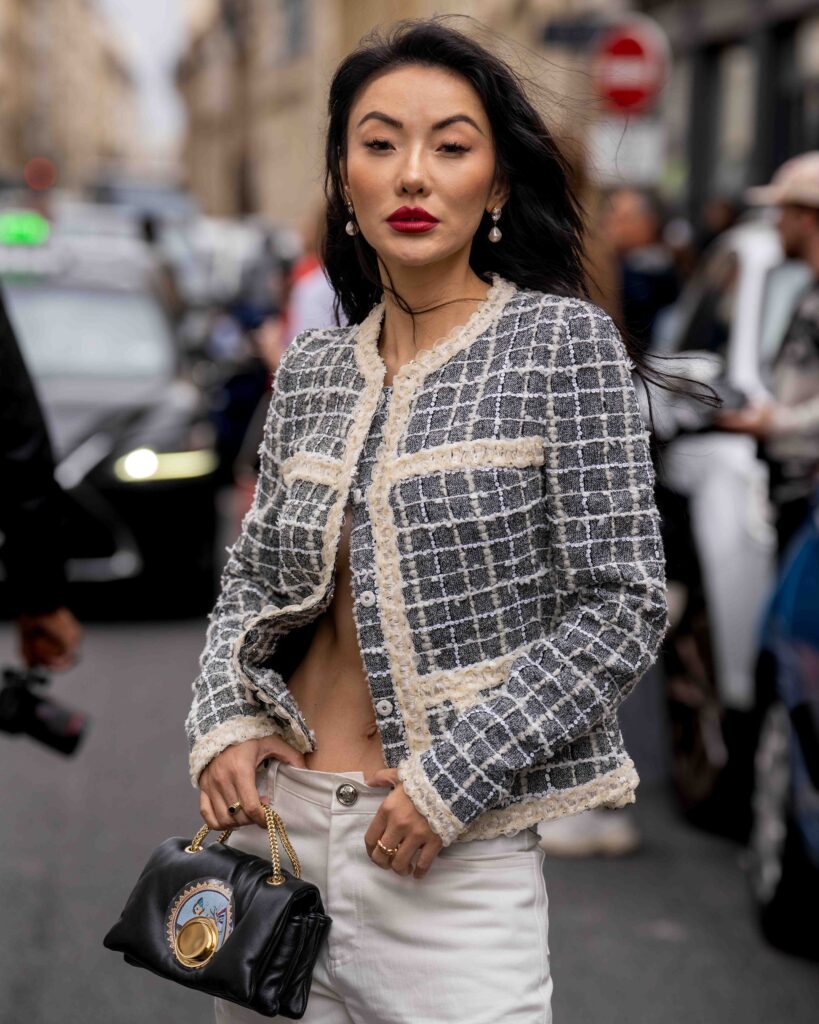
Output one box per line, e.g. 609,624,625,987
198,735,307,831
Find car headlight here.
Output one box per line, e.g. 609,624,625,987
113,446,218,483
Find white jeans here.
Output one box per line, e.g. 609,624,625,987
214,759,553,1024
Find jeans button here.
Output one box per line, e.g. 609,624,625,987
336,783,359,806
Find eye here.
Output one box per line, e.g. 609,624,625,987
439,142,470,154
363,138,392,151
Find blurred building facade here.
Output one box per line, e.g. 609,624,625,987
177,0,819,233
0,0,141,190
176,0,611,223
638,0,819,222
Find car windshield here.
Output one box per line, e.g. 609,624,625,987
3,283,175,379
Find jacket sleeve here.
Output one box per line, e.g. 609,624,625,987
396,301,669,845
0,289,70,615
185,337,302,788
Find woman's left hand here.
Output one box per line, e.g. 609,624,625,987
363,767,444,879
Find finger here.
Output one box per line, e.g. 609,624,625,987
206,752,258,829
390,834,423,876
20,637,37,667
210,783,254,831
235,770,268,829
364,767,399,788
371,829,406,871
363,806,389,857
199,789,220,831
412,839,444,879
256,737,307,769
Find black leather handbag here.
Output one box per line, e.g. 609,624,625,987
103,805,331,1019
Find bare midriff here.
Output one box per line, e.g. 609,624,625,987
286,501,388,775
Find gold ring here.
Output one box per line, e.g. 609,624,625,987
227,801,243,815
376,839,399,857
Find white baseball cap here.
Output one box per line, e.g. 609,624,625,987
746,151,819,208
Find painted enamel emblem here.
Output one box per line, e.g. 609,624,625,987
166,878,234,968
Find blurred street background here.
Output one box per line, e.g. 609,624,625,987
1,1,819,1021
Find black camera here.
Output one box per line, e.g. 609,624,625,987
0,666,89,755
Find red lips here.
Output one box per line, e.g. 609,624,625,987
387,206,439,223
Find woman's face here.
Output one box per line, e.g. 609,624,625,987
341,64,507,273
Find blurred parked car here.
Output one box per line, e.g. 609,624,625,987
644,214,812,839
0,208,220,617
746,505,819,961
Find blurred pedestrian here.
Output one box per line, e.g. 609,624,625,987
600,185,680,354
140,212,185,323
717,152,819,556
0,288,82,671
255,203,341,376
282,201,341,346
695,194,743,256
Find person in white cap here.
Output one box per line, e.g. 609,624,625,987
716,151,819,554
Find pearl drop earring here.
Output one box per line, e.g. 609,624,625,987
345,195,359,236
488,206,502,243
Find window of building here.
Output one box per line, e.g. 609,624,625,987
282,0,307,60
712,44,758,195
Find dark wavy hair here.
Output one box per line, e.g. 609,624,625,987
321,16,713,407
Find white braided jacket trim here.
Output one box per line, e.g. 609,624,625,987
185,276,668,843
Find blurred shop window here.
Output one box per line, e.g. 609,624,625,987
713,45,758,195
679,249,739,357
759,261,813,367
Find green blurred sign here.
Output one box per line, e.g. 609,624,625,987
0,211,50,246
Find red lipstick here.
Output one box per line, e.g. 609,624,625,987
386,206,439,234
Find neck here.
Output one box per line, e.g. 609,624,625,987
377,256,492,357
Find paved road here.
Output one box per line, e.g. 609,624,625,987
0,618,816,1024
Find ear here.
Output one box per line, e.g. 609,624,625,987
488,176,510,214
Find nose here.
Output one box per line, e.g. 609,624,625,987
397,143,427,197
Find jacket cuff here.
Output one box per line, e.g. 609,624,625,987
397,750,474,847
188,713,287,789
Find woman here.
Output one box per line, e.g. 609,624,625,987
185,18,669,1024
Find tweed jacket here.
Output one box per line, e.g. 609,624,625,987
185,273,669,846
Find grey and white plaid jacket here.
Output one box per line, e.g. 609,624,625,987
185,273,669,846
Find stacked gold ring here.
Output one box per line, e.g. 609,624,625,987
376,839,399,857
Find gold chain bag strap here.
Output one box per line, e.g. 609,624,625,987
103,803,331,1018
186,804,302,886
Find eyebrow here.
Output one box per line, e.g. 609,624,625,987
355,111,485,136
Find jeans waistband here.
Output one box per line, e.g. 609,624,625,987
264,758,392,812
262,760,542,853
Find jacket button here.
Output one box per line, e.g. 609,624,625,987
352,487,364,504
336,783,358,806
375,699,393,716
360,590,376,607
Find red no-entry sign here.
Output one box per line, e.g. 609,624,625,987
591,18,671,115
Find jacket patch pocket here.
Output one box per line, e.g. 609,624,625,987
278,452,343,595
385,436,548,679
